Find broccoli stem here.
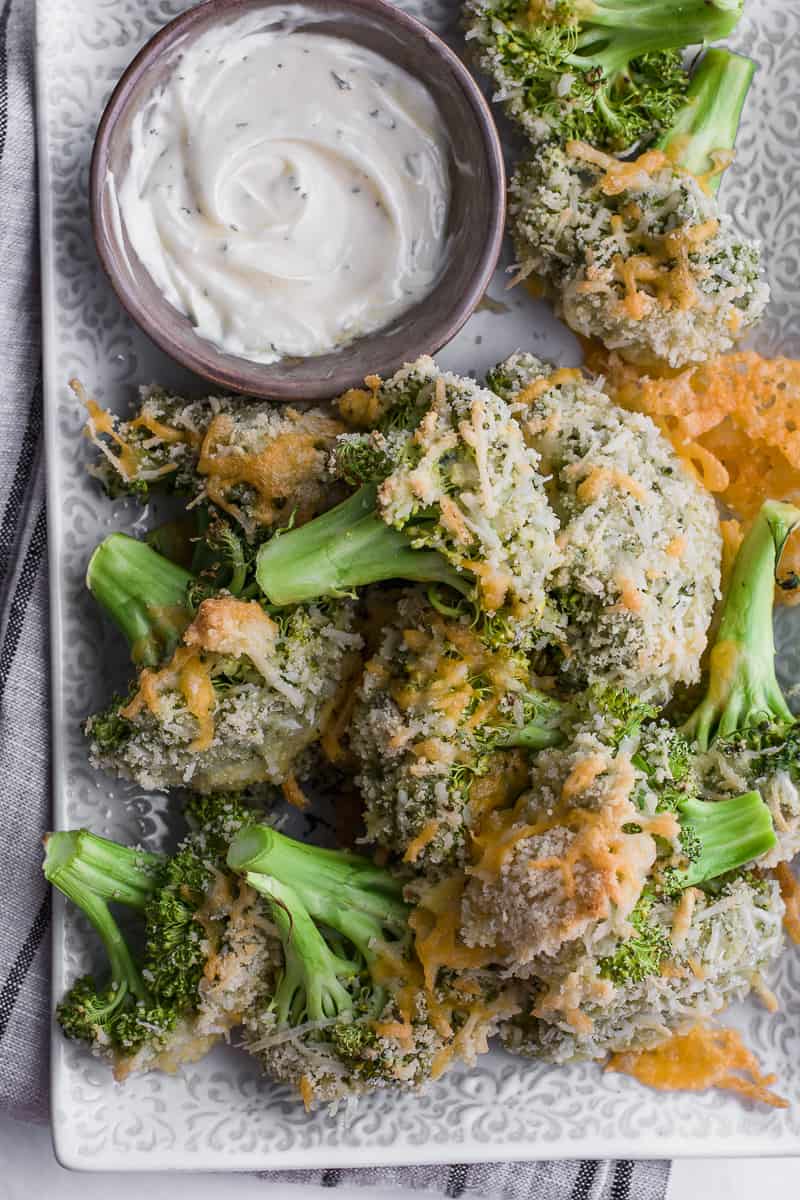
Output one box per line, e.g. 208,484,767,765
492,690,570,751
87,533,195,667
255,484,472,607
684,501,799,749
245,873,357,1023
44,831,161,1008
227,825,409,960
44,830,162,909
571,0,743,78
658,49,755,191
674,791,776,888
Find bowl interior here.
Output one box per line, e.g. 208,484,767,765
92,0,505,401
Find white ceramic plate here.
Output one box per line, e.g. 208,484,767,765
37,0,800,1171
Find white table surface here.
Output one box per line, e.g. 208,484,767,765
0,1115,797,1199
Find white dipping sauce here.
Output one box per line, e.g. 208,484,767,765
115,13,451,363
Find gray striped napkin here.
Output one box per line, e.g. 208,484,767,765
0,0,671,1193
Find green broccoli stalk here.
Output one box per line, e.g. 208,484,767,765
465,0,743,152
485,688,570,751
227,824,409,961
250,874,358,1024
658,49,755,192
43,830,170,1049
228,826,410,1035
87,533,194,667
684,500,800,750
665,790,776,892
255,484,471,607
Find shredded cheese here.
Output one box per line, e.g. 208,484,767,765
588,346,800,604
122,646,216,750
775,862,800,944
607,1024,788,1109
403,819,442,864
197,409,343,530
282,773,308,810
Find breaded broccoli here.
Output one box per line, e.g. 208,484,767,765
255,358,562,644
226,824,518,1105
80,380,345,536
463,0,742,153
508,51,768,368
350,590,569,870
683,500,800,868
488,353,721,700
84,534,362,793
45,794,280,1079
459,689,776,972
501,873,785,1063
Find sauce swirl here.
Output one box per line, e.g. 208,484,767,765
115,13,451,363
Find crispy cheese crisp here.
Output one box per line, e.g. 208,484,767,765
588,346,800,603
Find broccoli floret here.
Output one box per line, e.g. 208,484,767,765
332,432,400,488
87,533,194,667
489,354,721,700
255,358,561,642
46,801,280,1077
679,502,800,867
464,0,742,153
598,894,671,985
227,824,518,1105
226,826,416,1100
350,592,570,870
588,686,658,747
502,874,785,1064
508,50,768,369
82,382,345,536
684,501,800,749
84,534,363,793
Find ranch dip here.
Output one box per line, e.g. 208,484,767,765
115,12,451,363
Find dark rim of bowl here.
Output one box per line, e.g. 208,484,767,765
90,0,506,402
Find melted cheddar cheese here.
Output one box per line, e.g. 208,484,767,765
588,346,800,605
608,1024,788,1109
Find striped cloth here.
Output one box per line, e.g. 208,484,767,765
0,0,672,1194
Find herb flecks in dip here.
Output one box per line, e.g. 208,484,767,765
115,15,451,363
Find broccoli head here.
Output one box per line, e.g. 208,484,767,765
680,500,800,867
350,590,570,871
255,358,562,643
84,534,362,793
45,794,280,1079
501,873,785,1064
81,380,345,536
508,51,768,369
489,354,721,700
464,0,742,153
227,824,518,1105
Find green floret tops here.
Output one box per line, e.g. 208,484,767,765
508,141,768,368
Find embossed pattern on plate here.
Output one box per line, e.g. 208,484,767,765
37,0,800,1170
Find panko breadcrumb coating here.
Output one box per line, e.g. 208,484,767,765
509,142,768,368
82,381,345,534
86,598,362,792
489,352,721,701
501,875,785,1063
350,590,541,870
